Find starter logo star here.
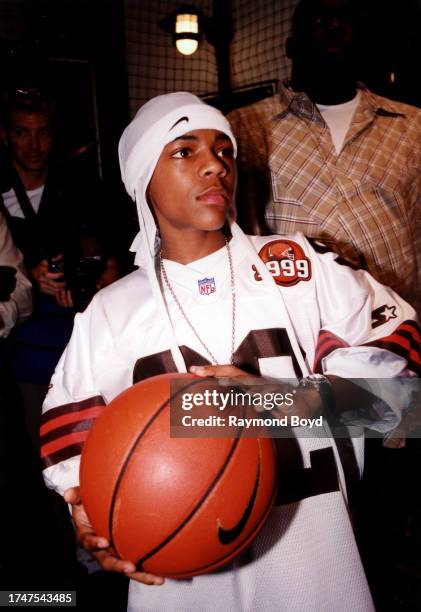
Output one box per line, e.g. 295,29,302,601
371,304,398,328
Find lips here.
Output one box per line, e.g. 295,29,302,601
196,187,229,205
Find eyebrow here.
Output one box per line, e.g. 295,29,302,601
12,122,52,129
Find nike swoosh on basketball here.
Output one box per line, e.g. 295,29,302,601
217,455,261,545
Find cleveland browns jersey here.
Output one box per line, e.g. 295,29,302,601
41,232,419,612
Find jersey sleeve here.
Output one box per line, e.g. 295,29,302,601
41,296,110,495
307,237,420,431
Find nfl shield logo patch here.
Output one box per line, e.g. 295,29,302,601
198,277,216,295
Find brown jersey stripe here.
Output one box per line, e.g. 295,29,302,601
42,442,85,469
394,321,421,349
40,405,106,437
400,320,421,337
40,415,100,447
313,331,349,372
41,396,105,427
397,329,421,352
41,430,89,460
361,321,421,351
314,337,348,362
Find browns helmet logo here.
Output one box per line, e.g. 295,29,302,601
253,240,312,286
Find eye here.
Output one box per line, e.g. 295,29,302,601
171,147,192,158
40,128,52,137
217,146,234,159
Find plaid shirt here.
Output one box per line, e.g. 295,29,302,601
229,85,421,315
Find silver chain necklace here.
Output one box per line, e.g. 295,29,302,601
159,236,236,365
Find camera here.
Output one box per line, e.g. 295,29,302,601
48,247,105,312
47,259,66,275
67,255,105,312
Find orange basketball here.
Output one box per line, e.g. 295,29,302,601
80,373,277,579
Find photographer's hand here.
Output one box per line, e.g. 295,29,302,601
31,255,72,307
55,287,73,308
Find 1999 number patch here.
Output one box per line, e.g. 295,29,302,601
253,240,312,286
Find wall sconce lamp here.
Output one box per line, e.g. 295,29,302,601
159,5,204,56
159,1,234,107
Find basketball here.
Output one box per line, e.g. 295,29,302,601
80,372,277,579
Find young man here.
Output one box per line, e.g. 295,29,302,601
41,92,419,611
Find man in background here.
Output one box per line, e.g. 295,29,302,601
229,0,421,608
229,0,421,318
0,86,120,448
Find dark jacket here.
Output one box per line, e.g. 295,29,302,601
0,156,114,383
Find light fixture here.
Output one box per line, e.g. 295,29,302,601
175,12,199,55
159,5,203,56
158,1,234,108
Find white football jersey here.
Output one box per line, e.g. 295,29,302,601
41,232,419,612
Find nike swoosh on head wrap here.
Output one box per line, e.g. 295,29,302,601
118,91,237,269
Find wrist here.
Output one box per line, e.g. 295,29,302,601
298,374,336,420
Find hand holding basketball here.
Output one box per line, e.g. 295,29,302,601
189,364,253,378
64,486,164,585
190,365,322,420
80,373,277,579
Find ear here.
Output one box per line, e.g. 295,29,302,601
285,36,295,60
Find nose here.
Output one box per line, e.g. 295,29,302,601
29,132,41,151
328,16,345,31
199,150,228,177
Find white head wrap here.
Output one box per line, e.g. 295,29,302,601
117,92,238,371
117,92,308,376
119,91,237,269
